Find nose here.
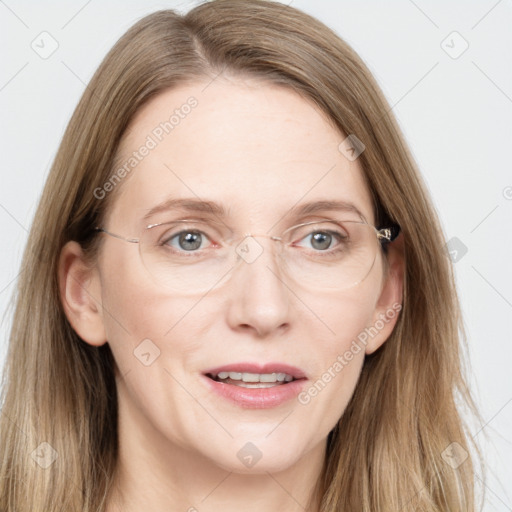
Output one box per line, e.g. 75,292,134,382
224,235,291,338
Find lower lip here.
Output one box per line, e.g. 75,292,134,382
201,375,307,409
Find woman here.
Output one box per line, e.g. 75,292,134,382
0,1,482,510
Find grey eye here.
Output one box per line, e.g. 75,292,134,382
308,232,333,251
297,230,345,251
166,231,209,251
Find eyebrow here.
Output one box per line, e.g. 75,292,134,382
142,198,366,222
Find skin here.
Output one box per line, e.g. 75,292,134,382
59,76,404,512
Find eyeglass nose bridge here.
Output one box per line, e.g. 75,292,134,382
233,233,285,266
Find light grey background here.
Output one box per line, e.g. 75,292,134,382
1,1,511,509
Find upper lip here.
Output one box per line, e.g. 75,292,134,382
203,362,307,380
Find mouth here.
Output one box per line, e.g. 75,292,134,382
201,363,308,409
203,362,307,389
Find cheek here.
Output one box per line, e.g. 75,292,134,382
101,283,201,362
98,245,198,366
318,262,383,353
297,274,383,425
99,279,206,447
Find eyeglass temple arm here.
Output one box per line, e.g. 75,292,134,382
93,227,139,244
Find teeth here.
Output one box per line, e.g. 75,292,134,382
214,371,295,383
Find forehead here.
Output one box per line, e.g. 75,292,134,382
105,77,375,231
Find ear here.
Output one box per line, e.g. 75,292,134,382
58,240,107,347
364,232,405,355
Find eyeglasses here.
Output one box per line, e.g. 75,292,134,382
93,217,400,295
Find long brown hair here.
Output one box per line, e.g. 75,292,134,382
0,1,483,510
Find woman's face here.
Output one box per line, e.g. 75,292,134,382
66,77,401,475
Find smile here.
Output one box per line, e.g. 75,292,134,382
202,363,307,408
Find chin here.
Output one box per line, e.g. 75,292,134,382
204,441,307,475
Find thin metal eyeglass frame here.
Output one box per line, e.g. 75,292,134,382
92,218,400,247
